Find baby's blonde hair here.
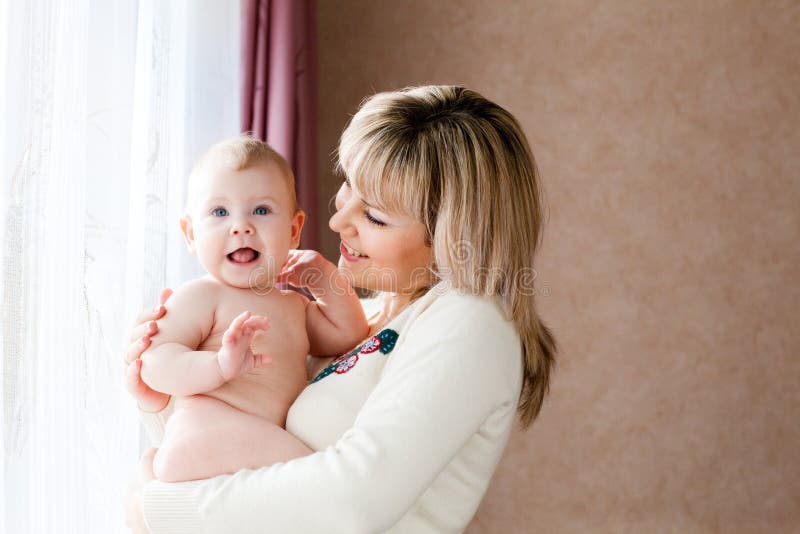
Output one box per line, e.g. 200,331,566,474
187,135,298,212
337,86,557,427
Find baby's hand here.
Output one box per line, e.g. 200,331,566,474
276,249,335,289
217,311,270,381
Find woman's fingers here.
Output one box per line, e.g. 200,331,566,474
131,288,173,332
125,359,170,412
125,359,146,395
124,335,151,365
133,304,164,328
158,288,173,306
128,320,159,345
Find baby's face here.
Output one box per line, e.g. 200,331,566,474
182,160,303,289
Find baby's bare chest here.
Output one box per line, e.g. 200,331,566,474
200,290,308,357
194,289,310,421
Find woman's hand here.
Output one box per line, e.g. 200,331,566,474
124,289,173,413
124,448,157,534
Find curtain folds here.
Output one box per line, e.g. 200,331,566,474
241,0,320,250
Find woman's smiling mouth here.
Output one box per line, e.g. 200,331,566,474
340,241,369,261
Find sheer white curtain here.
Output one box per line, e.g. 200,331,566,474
0,1,240,532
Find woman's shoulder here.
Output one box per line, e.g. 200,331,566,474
404,283,521,360
389,283,523,403
415,283,516,331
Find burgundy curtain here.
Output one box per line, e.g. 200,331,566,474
241,0,319,250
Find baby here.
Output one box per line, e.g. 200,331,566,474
140,136,368,482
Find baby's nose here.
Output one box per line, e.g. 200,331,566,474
230,222,254,235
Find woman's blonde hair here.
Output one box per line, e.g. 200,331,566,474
337,86,557,427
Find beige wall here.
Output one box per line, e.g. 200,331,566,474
317,1,800,531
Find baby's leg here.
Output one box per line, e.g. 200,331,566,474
153,395,313,483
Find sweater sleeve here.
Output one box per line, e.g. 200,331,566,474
142,294,521,534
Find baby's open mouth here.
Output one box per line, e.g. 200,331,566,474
227,247,260,264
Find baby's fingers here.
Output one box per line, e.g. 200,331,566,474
231,311,251,329
282,250,302,269
223,311,251,342
243,315,270,333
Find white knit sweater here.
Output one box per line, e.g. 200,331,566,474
140,283,522,533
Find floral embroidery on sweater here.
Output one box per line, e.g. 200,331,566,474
311,329,399,383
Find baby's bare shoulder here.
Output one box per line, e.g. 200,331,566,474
176,277,222,297
169,277,223,312
150,277,222,347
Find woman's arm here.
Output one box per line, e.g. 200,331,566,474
141,294,522,533
126,358,174,446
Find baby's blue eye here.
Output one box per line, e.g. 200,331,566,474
211,207,228,217
253,206,271,215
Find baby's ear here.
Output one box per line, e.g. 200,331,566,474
179,214,196,252
290,209,306,249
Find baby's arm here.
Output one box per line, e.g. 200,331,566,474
140,279,269,395
278,250,368,356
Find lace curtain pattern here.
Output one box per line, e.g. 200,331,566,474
0,1,240,532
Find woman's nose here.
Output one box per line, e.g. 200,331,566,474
328,209,343,233
329,200,353,235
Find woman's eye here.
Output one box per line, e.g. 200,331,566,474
253,206,271,215
211,207,228,217
364,210,386,227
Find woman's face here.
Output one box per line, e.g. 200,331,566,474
329,179,435,295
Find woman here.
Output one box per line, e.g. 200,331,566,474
124,85,556,533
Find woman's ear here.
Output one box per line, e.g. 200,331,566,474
290,209,306,249
179,215,196,252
